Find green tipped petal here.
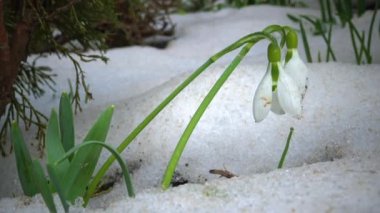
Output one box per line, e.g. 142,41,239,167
284,50,309,97
277,67,302,116
253,66,272,122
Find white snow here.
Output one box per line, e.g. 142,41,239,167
1,4,380,212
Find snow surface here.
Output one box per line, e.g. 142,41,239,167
1,4,380,212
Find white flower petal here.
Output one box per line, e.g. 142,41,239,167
271,91,285,115
253,66,272,122
285,50,308,97
277,66,302,116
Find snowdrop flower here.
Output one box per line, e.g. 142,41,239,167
284,30,309,98
253,43,302,122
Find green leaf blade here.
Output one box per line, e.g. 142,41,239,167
59,93,75,155
47,164,70,212
10,122,37,196
32,160,57,213
63,105,114,202
46,110,70,182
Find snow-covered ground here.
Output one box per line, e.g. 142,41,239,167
1,4,380,212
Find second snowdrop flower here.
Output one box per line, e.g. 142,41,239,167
253,43,302,122
284,30,309,97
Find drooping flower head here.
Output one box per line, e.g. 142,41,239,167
253,43,302,122
284,30,309,97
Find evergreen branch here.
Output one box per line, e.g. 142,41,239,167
45,0,83,21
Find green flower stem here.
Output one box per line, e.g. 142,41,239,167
56,141,135,198
85,26,281,204
161,42,255,189
278,127,294,169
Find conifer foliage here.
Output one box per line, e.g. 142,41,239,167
0,0,175,156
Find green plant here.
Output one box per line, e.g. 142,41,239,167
288,0,378,64
277,127,294,169
82,24,308,205
11,93,134,212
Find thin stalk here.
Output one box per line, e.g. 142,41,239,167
299,21,313,62
161,42,255,189
349,20,372,64
358,30,366,63
277,127,294,169
319,0,327,23
299,17,336,61
326,23,333,62
348,21,361,64
366,7,377,64
326,0,334,23
320,23,336,61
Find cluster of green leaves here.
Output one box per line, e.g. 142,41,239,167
288,0,378,64
11,93,134,212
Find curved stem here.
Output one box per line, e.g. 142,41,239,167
161,42,255,189
56,141,135,198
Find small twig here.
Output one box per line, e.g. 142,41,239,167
209,169,237,178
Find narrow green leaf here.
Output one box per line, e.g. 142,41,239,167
278,127,294,169
319,0,327,23
162,42,255,189
366,6,377,64
46,110,70,182
47,164,70,212
59,93,75,156
62,106,114,202
287,14,300,23
57,141,135,198
299,21,313,63
300,15,318,26
10,122,37,196
32,160,57,213
326,0,334,23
